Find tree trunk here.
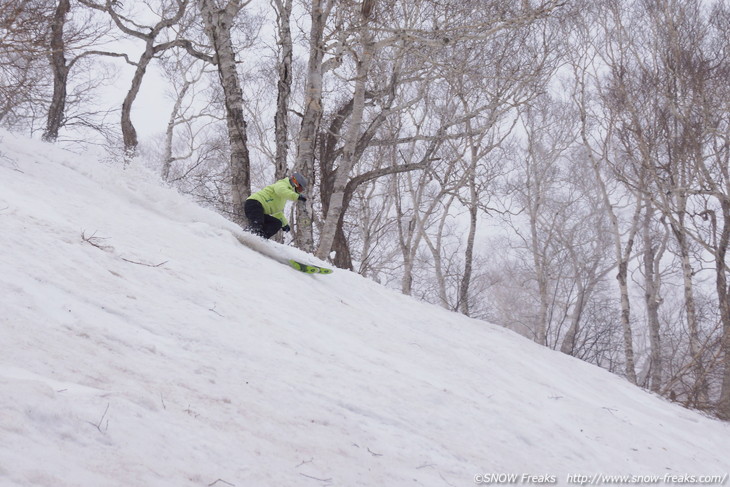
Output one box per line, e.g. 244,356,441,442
121,42,155,155
294,0,331,252
560,278,587,356
422,194,456,309
332,209,353,270
162,78,191,181
671,208,709,406
643,197,663,392
398,181,439,297
43,0,71,142
315,5,374,261
459,125,479,316
396,174,417,295
400,223,415,295
272,0,293,180
527,183,550,345
617,259,638,384
198,0,251,223
714,200,730,420
331,161,428,271
578,77,640,382
459,194,478,316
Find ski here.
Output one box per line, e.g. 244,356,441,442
288,259,333,275
232,230,333,275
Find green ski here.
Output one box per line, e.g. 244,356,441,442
288,259,333,275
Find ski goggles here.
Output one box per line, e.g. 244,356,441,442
291,175,304,193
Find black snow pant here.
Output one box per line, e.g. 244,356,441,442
244,199,282,239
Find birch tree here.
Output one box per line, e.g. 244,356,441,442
292,0,340,251
312,0,567,262
567,9,642,383
640,194,669,392
314,0,376,260
158,50,216,182
506,96,577,346
600,0,730,413
271,0,293,180
198,0,253,221
451,12,561,315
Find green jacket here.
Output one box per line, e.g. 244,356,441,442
247,178,300,226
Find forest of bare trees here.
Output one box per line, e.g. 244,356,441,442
2,0,729,420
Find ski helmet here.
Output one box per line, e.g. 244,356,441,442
291,172,308,192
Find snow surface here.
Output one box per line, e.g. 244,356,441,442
1,129,728,487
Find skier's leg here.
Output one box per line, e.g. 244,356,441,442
261,215,283,239
243,199,266,237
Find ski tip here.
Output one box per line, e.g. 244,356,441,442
288,259,333,275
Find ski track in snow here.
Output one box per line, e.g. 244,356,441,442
1,129,729,487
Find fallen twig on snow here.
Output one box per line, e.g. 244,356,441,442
87,402,110,432
299,473,332,483
208,479,235,487
121,257,167,267
81,230,113,252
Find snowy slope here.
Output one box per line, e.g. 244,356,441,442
1,130,728,487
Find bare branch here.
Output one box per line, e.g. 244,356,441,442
81,230,113,252
121,257,168,267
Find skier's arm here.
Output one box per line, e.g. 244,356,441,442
274,180,300,201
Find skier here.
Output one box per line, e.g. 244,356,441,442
244,172,308,239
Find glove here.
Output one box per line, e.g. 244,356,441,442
298,195,307,202
282,224,290,232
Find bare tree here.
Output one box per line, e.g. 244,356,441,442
198,0,253,222
314,0,377,260
78,0,207,156
567,15,643,383
452,12,562,316
292,0,340,251
598,0,730,414
42,0,71,141
41,0,124,142
507,94,577,345
158,51,217,182
271,0,293,180
641,195,669,392
0,1,54,129
312,0,566,262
